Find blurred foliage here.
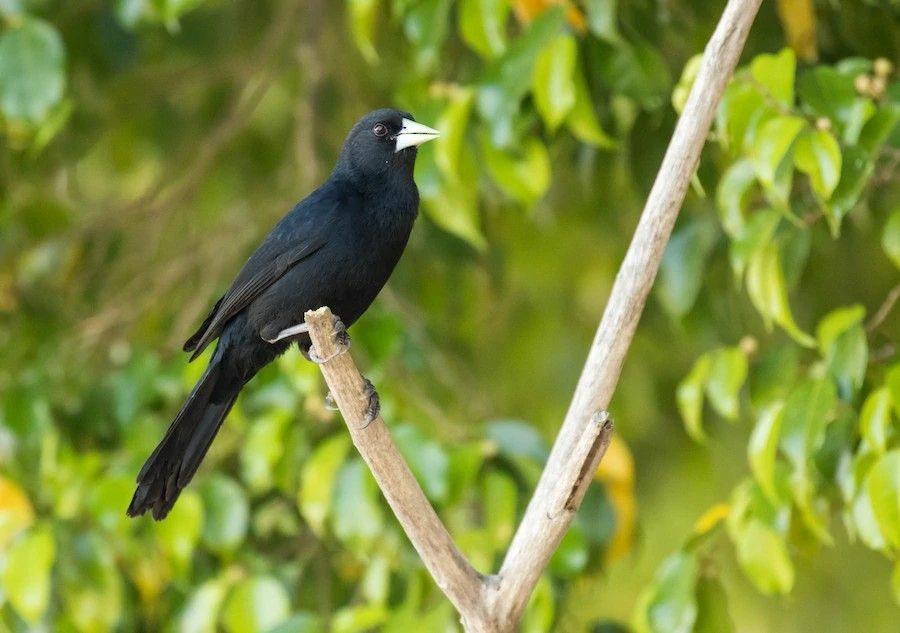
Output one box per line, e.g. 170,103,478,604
1,0,900,632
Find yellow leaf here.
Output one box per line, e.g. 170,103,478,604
595,436,637,560
0,476,34,550
693,503,731,537
512,0,587,34
594,434,634,488
605,483,636,561
776,0,817,62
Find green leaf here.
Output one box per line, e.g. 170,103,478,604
633,551,699,633
730,208,780,283
858,104,900,155
883,209,900,270
522,575,555,633
154,489,203,573
486,419,549,462
828,146,874,228
693,575,734,633
459,0,508,58
332,459,384,553
749,115,807,193
585,0,619,42
0,0,23,17
829,324,868,397
299,433,351,537
532,35,577,130
394,424,449,503
222,576,291,633
779,379,838,469
893,561,900,607
748,403,784,502
793,129,842,199
403,0,451,72
566,60,616,148
816,305,868,396
841,98,876,146
749,345,799,411
816,304,866,354
480,132,551,204
483,469,518,551
746,240,815,346
593,38,671,110
866,450,900,549
888,365,900,419
60,534,123,633
716,159,757,237
655,219,718,319
333,604,389,633
676,354,713,443
705,347,748,421
2,524,55,624
241,412,288,493
717,81,766,154
476,7,566,146
549,522,588,577
860,388,893,454
434,88,475,180
734,521,794,594
0,19,66,123
267,613,324,633
200,475,249,555
749,48,796,108
86,475,133,536
797,66,856,131
348,0,380,63
179,578,230,633
851,485,888,551
417,137,487,249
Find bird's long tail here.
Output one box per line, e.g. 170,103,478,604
127,355,240,520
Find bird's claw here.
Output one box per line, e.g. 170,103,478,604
360,377,380,429
308,316,351,364
324,391,339,411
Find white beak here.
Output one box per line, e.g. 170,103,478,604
394,118,440,152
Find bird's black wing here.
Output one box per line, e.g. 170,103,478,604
183,211,329,360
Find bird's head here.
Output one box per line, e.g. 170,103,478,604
337,109,440,187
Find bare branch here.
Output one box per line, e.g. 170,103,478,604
489,0,763,627
304,308,494,632
867,283,900,334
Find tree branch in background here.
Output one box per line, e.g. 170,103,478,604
305,1,763,630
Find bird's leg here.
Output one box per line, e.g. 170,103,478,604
262,322,309,344
359,377,380,429
307,315,351,364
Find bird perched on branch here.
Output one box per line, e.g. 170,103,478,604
127,109,440,520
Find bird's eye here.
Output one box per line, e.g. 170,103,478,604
373,123,389,137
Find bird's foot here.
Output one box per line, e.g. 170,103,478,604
324,390,339,411
359,377,380,429
308,316,351,364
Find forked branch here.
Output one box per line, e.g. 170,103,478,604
305,1,763,630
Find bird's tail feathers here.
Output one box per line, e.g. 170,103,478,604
127,359,239,520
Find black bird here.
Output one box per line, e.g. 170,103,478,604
127,109,439,520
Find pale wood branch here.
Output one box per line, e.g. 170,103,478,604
489,0,762,626
305,1,762,630
304,308,494,631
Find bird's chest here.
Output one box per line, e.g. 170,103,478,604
340,208,414,289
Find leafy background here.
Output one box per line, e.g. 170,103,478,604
1,0,900,631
